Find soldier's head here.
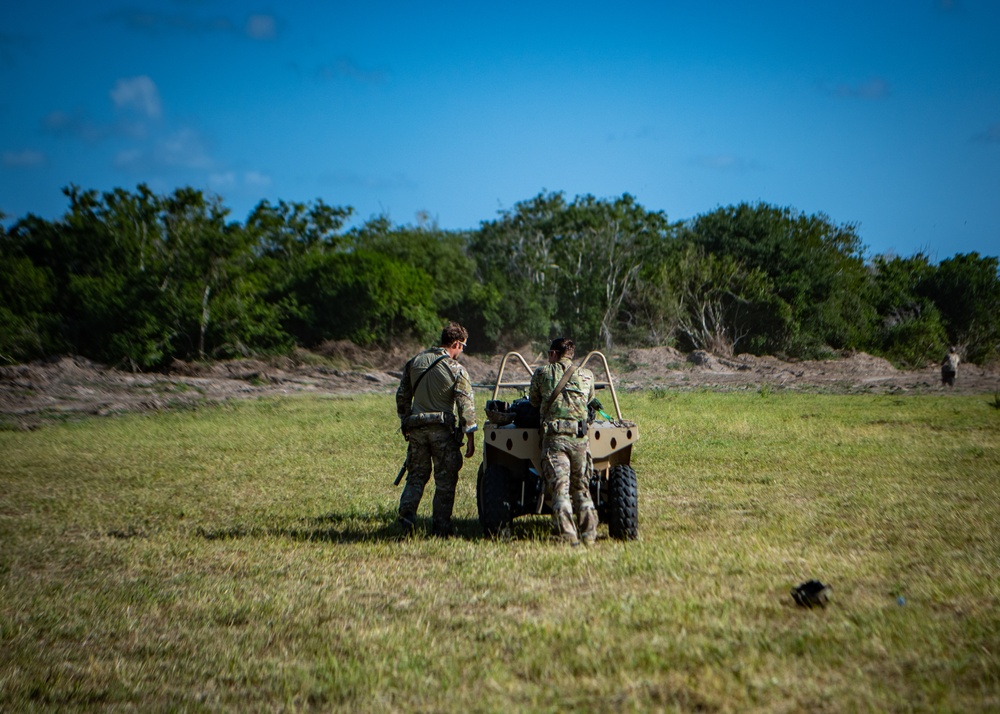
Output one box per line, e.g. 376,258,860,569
548,337,575,362
440,322,468,357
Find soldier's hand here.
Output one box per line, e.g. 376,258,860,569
464,434,476,459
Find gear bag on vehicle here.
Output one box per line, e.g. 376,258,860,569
511,397,540,428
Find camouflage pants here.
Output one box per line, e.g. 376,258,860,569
399,424,463,532
540,434,598,543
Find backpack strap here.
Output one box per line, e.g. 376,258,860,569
411,354,450,398
544,363,577,416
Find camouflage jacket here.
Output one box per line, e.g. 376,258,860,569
396,347,476,432
529,356,595,424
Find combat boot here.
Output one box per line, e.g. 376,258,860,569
554,509,579,545
398,513,416,536
431,521,454,539
578,507,599,546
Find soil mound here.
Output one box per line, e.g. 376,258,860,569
3,344,999,430
313,340,402,371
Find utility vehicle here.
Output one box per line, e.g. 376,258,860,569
476,351,639,540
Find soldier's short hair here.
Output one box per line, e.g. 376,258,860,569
549,337,575,359
440,322,468,347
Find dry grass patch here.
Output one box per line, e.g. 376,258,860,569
1,392,998,711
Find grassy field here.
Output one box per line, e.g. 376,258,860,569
1,390,998,712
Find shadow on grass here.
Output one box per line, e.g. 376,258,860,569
195,508,557,544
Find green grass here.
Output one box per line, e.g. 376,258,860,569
1,392,998,712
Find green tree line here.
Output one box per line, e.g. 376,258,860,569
2,185,998,369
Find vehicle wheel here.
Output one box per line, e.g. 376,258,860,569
589,470,604,516
475,462,485,523
478,462,514,538
607,464,638,540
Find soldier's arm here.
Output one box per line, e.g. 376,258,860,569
396,358,414,421
453,368,477,433
528,367,544,407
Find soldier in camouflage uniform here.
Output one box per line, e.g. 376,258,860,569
529,337,598,545
396,322,477,537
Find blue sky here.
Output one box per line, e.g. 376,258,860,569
2,1,998,261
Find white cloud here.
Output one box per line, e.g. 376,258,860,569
111,76,162,119
208,172,237,189
209,171,272,190
112,128,214,173
156,128,213,169
3,149,46,168
244,171,271,187
245,15,277,40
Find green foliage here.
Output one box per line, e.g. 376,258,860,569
345,215,498,348
866,254,948,367
921,252,1000,364
0,186,355,367
640,241,791,356
2,186,182,368
2,186,999,369
285,250,440,346
879,310,948,368
469,192,563,346
471,191,675,349
549,193,673,349
0,252,58,362
687,202,870,356
245,198,352,259
347,216,470,309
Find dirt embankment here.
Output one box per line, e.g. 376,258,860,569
617,347,1000,395
2,342,998,429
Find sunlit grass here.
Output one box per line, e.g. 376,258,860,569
1,392,998,711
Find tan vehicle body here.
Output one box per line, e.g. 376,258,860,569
477,351,640,539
